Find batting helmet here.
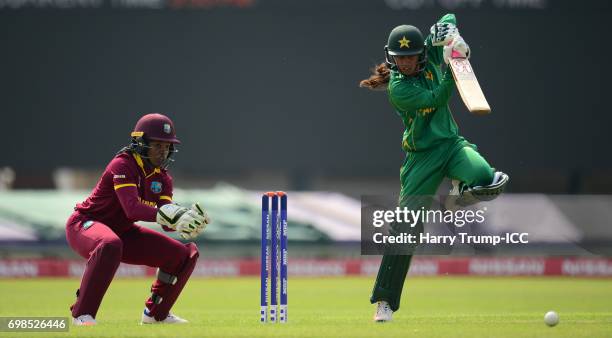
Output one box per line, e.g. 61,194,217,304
384,25,428,73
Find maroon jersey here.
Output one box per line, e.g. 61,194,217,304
75,152,173,234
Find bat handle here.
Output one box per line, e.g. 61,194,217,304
451,50,464,59
446,41,464,59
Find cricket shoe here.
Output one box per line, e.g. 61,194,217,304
73,314,97,326
141,309,189,324
373,301,393,322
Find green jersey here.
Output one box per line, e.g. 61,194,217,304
387,13,460,152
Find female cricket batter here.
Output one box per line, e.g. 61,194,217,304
65,113,211,325
360,14,509,322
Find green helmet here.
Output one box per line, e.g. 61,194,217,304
384,25,428,73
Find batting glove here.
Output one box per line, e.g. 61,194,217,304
443,35,470,64
430,22,458,46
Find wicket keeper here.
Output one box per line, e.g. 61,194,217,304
65,113,211,325
360,14,509,322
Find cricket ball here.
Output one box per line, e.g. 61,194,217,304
544,311,559,327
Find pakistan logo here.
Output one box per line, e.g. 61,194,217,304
398,36,410,48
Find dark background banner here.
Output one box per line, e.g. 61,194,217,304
1,0,609,188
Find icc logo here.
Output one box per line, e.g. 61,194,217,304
151,181,162,194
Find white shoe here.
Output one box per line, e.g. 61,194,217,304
73,314,97,326
141,309,189,324
373,301,393,322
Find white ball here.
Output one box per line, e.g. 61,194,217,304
544,311,559,327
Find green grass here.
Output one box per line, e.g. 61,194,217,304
0,277,611,337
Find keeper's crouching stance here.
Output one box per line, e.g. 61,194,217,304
65,113,211,326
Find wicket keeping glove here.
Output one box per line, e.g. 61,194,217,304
186,203,211,239
157,204,209,240
443,35,470,64
430,22,458,46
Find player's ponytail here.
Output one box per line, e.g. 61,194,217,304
359,62,390,91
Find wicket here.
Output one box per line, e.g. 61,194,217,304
260,191,288,323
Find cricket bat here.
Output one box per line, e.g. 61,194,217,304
448,50,491,115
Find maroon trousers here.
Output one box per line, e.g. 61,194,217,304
65,211,198,320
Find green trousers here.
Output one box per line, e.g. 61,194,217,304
370,138,494,312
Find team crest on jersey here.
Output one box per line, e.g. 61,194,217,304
151,181,162,194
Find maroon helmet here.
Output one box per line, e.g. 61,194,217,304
121,113,180,168
131,113,181,144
